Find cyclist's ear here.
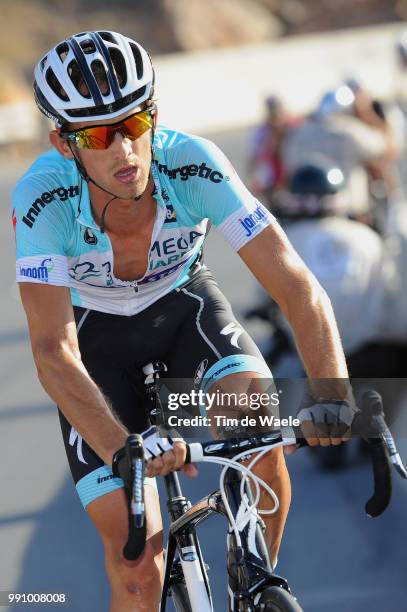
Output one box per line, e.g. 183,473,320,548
49,130,75,160
153,106,158,129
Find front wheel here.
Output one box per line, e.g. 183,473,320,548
256,586,303,612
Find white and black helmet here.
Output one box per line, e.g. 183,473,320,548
33,31,155,125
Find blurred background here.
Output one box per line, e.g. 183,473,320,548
1,1,407,610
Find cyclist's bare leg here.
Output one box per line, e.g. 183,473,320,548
87,484,163,612
243,446,291,567
209,371,291,569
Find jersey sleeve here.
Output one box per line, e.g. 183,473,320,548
170,136,275,251
12,177,72,286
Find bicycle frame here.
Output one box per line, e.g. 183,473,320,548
144,364,213,611
160,460,293,611
160,470,213,612
143,362,285,612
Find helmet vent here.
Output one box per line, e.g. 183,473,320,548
129,43,144,80
80,39,97,54
109,48,127,88
68,60,92,99
91,60,110,96
99,31,117,44
56,43,70,63
46,67,69,102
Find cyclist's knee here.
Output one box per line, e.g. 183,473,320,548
106,537,163,593
87,487,163,600
103,538,163,612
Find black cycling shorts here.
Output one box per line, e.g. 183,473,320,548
58,268,271,509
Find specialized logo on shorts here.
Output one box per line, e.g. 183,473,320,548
155,160,224,183
152,314,167,328
194,359,208,389
220,322,244,349
19,258,54,282
22,184,80,228
69,427,88,464
84,228,98,245
239,205,268,237
164,204,177,224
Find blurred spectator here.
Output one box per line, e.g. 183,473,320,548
270,157,351,220
345,77,405,192
248,95,301,204
249,158,407,377
395,30,407,75
281,84,402,225
273,161,390,357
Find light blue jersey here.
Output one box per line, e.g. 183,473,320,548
12,126,274,315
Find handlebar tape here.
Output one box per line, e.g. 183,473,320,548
364,440,392,517
358,391,393,517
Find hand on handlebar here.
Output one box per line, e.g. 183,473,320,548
146,439,198,478
143,425,198,478
113,426,198,480
296,397,358,448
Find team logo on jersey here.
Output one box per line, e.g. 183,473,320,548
239,205,268,238
69,261,102,281
69,260,113,286
164,204,177,224
22,184,80,228
155,160,225,184
84,228,98,245
19,258,54,282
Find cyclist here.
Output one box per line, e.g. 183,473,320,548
13,31,355,612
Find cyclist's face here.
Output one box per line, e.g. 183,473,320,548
71,106,156,200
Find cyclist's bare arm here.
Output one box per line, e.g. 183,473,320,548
20,283,193,475
19,283,130,465
238,224,349,398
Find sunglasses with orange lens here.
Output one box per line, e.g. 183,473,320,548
60,105,156,150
